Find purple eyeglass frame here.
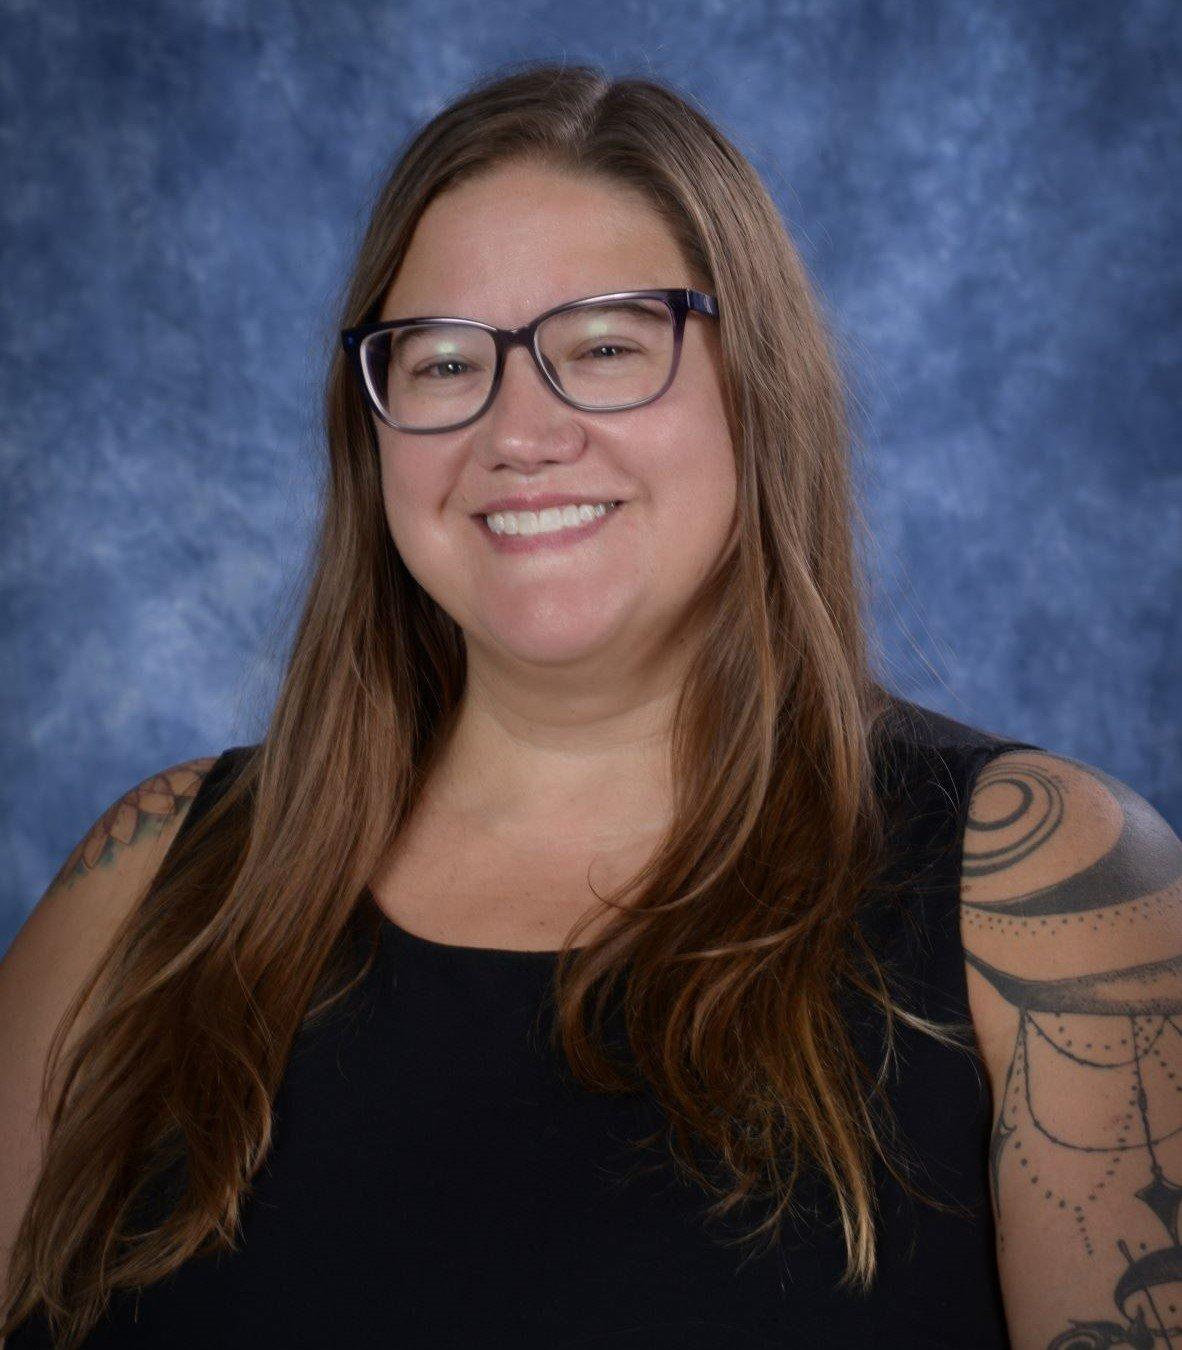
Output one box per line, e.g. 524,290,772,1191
339,287,720,435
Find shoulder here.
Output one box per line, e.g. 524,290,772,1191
3,752,222,1022
959,746,1182,1042
955,747,1182,1343
41,755,220,898
2,752,222,1062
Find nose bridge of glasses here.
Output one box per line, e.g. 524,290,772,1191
498,321,559,388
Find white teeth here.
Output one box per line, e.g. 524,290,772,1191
484,502,619,536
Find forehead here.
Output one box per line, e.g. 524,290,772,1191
379,163,690,326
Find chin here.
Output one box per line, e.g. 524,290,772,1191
473,609,633,669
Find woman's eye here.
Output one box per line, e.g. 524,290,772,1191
580,344,634,360
416,360,470,379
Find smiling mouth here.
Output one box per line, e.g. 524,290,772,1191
474,500,625,550
479,501,623,536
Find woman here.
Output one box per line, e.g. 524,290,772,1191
3,63,1179,1350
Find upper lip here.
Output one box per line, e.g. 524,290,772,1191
472,493,623,516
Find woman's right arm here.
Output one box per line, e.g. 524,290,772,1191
0,756,215,1335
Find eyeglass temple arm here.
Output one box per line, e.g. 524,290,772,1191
687,290,719,318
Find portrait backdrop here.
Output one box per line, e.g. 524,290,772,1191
2,0,1178,951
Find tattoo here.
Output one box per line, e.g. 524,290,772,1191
49,757,218,892
961,752,1182,1349
963,949,1182,1017
963,758,1181,919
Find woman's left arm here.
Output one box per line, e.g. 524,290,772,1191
960,748,1182,1350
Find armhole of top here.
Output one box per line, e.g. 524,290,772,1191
157,744,256,875
938,736,1046,1029
881,732,1046,1028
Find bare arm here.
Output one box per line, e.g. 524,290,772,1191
961,748,1182,1349
0,756,216,1335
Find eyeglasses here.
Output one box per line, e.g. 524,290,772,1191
340,287,720,435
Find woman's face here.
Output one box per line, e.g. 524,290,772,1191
373,161,737,678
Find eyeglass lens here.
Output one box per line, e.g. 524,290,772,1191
360,298,676,431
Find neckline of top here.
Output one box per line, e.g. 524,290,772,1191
355,726,1038,963
362,887,575,960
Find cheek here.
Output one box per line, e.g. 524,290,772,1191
377,475,450,610
679,468,737,587
379,470,414,559
381,463,413,532
378,444,450,553
691,438,737,518
650,418,737,558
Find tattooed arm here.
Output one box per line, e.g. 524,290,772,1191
960,749,1182,1350
0,756,216,1320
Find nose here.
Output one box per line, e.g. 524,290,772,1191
474,341,585,470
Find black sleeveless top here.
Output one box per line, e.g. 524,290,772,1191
10,697,1043,1349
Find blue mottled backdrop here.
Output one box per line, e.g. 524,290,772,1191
2,1,1178,950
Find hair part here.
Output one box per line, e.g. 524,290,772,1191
4,60,973,1348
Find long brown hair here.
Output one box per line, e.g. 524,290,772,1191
4,61,972,1347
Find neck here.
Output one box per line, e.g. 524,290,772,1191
423,662,682,846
